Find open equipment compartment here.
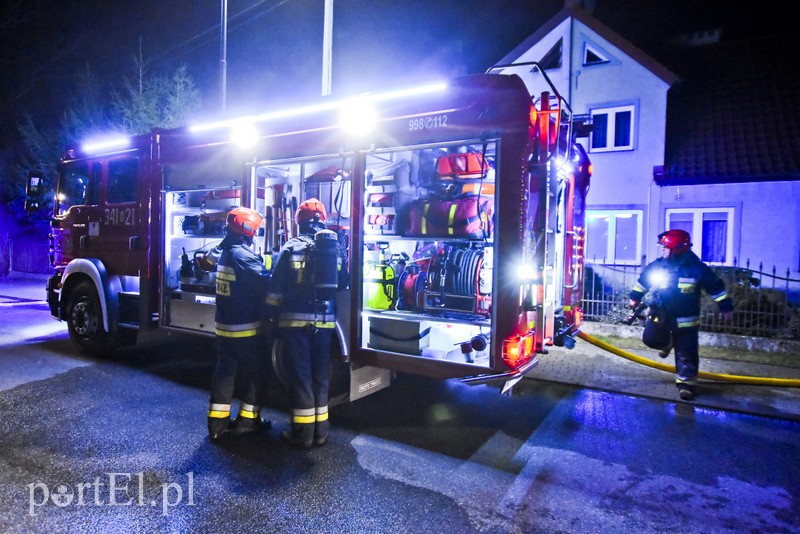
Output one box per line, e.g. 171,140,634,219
161,159,245,333
359,140,496,368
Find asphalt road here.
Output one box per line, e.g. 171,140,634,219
1,282,798,533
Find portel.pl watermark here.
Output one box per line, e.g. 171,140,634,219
27,472,195,516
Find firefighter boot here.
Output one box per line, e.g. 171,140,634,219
281,429,314,449
282,409,315,448
231,404,272,435
677,384,695,401
313,407,330,447
208,403,232,441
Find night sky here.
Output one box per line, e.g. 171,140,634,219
0,0,790,139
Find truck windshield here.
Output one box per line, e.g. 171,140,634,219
56,165,90,215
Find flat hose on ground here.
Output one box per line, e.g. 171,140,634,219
577,331,800,387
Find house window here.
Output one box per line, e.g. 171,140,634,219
538,38,562,71
665,208,734,265
585,209,643,264
590,105,635,152
583,43,610,66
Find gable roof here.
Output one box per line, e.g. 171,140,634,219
495,3,800,187
656,32,800,185
495,6,679,85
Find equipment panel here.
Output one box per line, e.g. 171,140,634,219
162,163,246,332
359,141,497,367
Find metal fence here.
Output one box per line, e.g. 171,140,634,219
582,258,800,340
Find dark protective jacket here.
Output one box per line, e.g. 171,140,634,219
214,233,271,337
629,251,733,329
266,229,346,329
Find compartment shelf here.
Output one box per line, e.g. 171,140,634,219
363,235,493,243
363,309,490,328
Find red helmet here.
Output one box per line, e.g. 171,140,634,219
295,198,327,224
658,229,692,253
226,207,263,237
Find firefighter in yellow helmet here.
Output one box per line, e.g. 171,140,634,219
266,198,346,448
208,207,272,441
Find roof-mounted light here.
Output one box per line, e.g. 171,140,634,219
339,97,377,137
81,136,131,155
189,102,339,134
230,122,259,149
364,82,447,103
188,81,448,134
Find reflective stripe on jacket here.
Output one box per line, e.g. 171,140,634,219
629,251,733,329
266,232,342,328
214,234,271,337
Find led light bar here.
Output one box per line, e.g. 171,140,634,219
188,81,447,134
81,136,131,155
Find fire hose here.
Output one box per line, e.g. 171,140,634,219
577,331,800,387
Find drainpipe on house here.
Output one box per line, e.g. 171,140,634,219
568,17,575,106
647,177,655,263
649,165,665,263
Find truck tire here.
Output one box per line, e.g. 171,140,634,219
66,281,113,356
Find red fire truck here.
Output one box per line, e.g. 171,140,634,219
30,71,590,400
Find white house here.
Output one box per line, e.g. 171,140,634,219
493,5,800,293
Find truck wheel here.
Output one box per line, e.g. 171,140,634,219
66,281,112,356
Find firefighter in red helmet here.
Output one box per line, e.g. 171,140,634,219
629,229,734,401
266,198,347,448
207,207,272,441
658,229,692,255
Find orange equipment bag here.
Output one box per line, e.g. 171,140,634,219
406,196,493,238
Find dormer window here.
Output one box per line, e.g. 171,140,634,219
531,38,562,72
583,43,610,66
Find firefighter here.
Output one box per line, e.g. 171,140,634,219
629,229,734,401
266,198,345,448
208,207,272,441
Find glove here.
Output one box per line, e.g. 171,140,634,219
623,300,643,325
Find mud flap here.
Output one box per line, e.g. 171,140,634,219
349,364,392,401
500,373,526,396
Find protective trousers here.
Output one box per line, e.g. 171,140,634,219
210,336,264,420
281,326,333,445
672,326,700,386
